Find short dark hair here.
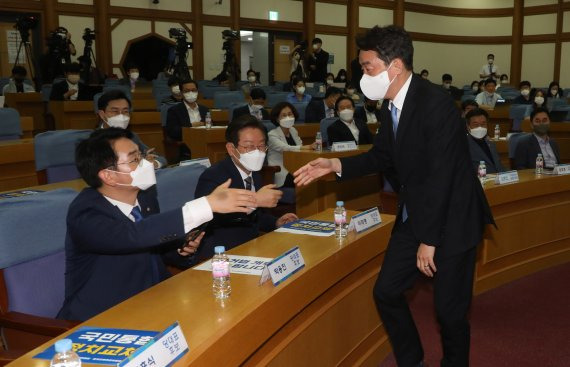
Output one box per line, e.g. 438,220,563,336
420,69,428,75
487,54,494,59
326,72,334,79
97,89,132,111
75,128,134,188
465,108,489,123
485,78,496,86
312,38,322,45
325,86,342,99
270,102,299,126
356,25,414,71
530,107,550,121
167,75,180,87
246,69,256,75
249,88,266,100
519,80,531,89
292,76,305,87
334,96,355,111
500,74,508,80
226,114,268,145
470,80,479,88
442,74,452,82
179,79,197,91
461,99,479,111
64,62,81,73
126,64,139,71
11,65,27,76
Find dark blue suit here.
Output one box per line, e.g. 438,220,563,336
57,186,186,321
194,156,277,261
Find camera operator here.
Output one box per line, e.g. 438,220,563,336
49,62,91,101
289,42,307,79
307,38,329,83
213,30,240,89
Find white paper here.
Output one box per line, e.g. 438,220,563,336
193,255,273,275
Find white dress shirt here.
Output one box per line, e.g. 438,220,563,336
185,102,201,124
342,119,360,143
67,81,79,100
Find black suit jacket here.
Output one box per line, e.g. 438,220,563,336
49,80,92,101
57,187,188,321
514,134,560,169
194,157,277,261
354,106,382,123
165,101,210,141
327,118,374,146
340,74,494,257
305,98,330,123
308,49,330,82
467,135,505,174
232,105,269,122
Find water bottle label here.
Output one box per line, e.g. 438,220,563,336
334,213,346,224
478,167,486,177
212,261,230,278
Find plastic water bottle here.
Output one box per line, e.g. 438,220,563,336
50,339,81,367
536,153,544,175
212,246,231,299
205,112,212,129
478,161,487,183
494,124,500,139
334,201,347,238
315,131,322,152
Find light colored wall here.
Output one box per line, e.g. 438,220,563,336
251,32,269,85
560,42,570,87
315,33,346,76
58,15,95,63
359,7,393,29
203,25,226,80
524,0,558,6
405,12,512,36
58,0,93,4
523,14,557,35
203,0,230,17
109,0,191,12
315,2,346,27
521,43,555,87
240,0,302,22
563,11,570,33
241,42,253,80
409,0,513,8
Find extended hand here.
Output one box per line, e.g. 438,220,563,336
417,243,437,277
276,213,298,227
145,148,159,169
256,184,283,208
207,179,257,214
178,231,204,256
293,158,341,186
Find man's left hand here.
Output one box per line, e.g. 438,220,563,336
417,243,437,277
256,184,283,208
178,231,204,256
276,213,298,227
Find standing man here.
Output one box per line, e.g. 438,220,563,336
294,26,494,366
479,53,500,80
308,38,329,83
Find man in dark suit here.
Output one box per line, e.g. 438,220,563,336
327,96,374,146
165,79,210,161
465,108,505,174
49,62,92,101
354,96,382,124
307,38,329,83
441,73,463,101
294,26,494,367
194,115,297,261
304,86,342,123
232,88,269,122
57,128,256,321
514,107,560,169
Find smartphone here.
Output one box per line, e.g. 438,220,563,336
179,223,207,250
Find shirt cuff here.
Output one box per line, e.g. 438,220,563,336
154,160,162,169
181,196,214,233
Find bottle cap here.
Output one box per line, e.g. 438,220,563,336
538,153,543,156
480,161,485,164
54,339,72,353
336,201,344,206
214,246,226,254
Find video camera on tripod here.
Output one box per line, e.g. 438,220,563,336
168,28,193,81
12,16,39,90
14,15,38,43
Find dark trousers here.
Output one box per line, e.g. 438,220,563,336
373,220,477,367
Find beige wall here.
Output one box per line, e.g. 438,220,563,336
405,12,512,36
560,42,570,87
58,15,95,64
111,19,152,77
240,0,302,22
203,25,227,80
58,0,93,4
109,0,191,12
359,7,393,29
315,2,347,27
523,14,557,35
521,43,556,87
203,0,230,17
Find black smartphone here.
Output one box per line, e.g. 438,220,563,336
179,223,207,251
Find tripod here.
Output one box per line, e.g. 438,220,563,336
13,34,38,91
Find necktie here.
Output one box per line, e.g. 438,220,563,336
244,176,252,191
130,206,143,222
391,103,399,138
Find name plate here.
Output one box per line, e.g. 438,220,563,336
554,164,570,175
495,170,519,185
331,141,357,152
348,207,382,233
259,247,305,286
179,157,211,168
119,322,188,367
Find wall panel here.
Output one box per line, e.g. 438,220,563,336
358,6,392,29
559,42,570,87
524,0,558,6
203,25,226,80
240,0,302,23
111,19,152,76
315,33,346,76
202,0,230,17
523,14,557,35
521,43,555,87
563,11,570,33
58,0,93,4
109,0,191,12
315,2,347,27
405,12,512,36
58,15,95,63
409,0,513,9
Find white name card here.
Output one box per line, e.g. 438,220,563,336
331,141,357,152
348,207,382,233
554,164,570,175
495,170,519,185
179,157,211,168
119,322,188,367
259,247,305,286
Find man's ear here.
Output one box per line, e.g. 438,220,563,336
97,110,106,125
226,142,236,157
98,168,116,186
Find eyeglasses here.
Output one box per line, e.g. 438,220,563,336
237,144,268,153
114,152,146,169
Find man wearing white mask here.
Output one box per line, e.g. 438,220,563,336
241,69,261,97
165,79,210,161
49,62,91,101
231,88,269,122
194,115,297,261
479,53,500,80
327,96,374,146
97,90,166,168
475,78,502,109
512,81,533,105
58,128,258,321
160,75,183,107
294,25,494,367
465,108,505,174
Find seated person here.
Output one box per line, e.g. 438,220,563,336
345,82,361,102
327,96,374,146
241,69,261,96
57,127,256,321
267,102,317,187
2,65,35,94
160,75,182,106
532,89,546,109
120,65,146,92
512,81,532,105
355,96,381,124
305,86,342,122
325,72,335,87
286,77,312,104
475,78,502,109
165,79,210,161
334,69,348,83
232,87,269,122
96,89,167,169
546,81,563,100
441,73,462,100
498,74,510,87
465,108,505,174
461,99,479,119
469,80,480,94
514,107,560,169
194,115,297,260
49,62,91,101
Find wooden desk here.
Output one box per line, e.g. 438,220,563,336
132,99,158,112
49,101,96,130
4,93,45,133
283,145,381,218
182,126,228,164
0,138,37,191
20,116,34,138
0,178,86,195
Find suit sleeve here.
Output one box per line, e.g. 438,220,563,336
305,102,318,123
165,106,183,141
268,131,301,153
327,123,341,145
552,140,561,164
194,167,223,199
358,121,374,144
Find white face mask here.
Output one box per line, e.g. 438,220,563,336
443,83,451,89
129,72,139,81
279,116,295,129
550,88,558,96
534,96,544,105
235,148,266,172
521,89,530,97
296,86,305,95
469,126,487,140
111,159,156,190
472,86,479,92
501,79,508,84
326,79,334,85
184,91,198,103
347,89,355,96
171,85,181,95
67,75,80,84
339,109,354,123
488,59,494,64
105,114,130,129
248,75,256,83
360,62,396,101
312,44,319,51
250,104,263,112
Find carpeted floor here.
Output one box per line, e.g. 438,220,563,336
379,262,570,366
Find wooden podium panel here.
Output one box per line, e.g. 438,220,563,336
4,93,45,132
49,101,96,130
0,138,37,191
129,111,164,156
182,126,229,164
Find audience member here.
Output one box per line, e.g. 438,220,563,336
335,69,348,83
194,115,297,260
289,44,306,79
514,107,560,169
512,81,532,105
160,75,182,106
308,38,329,83
465,108,505,174
2,66,34,94
305,86,341,122
57,127,256,321
441,73,462,100
355,96,382,124
470,80,480,94
286,77,312,104
475,78,502,109
345,82,361,102
546,81,563,99
327,96,374,146
479,53,500,80
325,72,335,87
232,87,269,121
49,62,91,101
532,89,545,109
461,99,479,119
121,65,144,92
498,74,509,87
419,69,429,80
241,69,261,96
267,102,317,187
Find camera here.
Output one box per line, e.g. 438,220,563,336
169,28,186,40
14,16,38,42
169,28,193,50
222,29,239,41
82,28,96,42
